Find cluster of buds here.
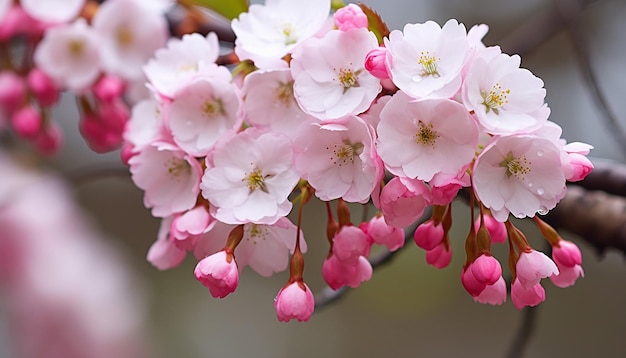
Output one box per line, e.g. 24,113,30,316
123,0,593,322
0,0,172,154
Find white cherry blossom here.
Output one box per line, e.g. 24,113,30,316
21,0,85,23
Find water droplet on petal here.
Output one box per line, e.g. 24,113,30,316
538,206,548,215
527,181,534,188
537,150,544,157
411,75,423,83
537,187,545,195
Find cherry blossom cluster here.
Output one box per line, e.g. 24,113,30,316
0,0,171,154
125,0,593,322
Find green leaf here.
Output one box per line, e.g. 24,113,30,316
358,3,390,45
187,0,249,20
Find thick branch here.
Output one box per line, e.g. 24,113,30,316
544,185,626,256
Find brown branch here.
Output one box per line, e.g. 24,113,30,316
506,307,540,358
575,158,626,197
544,185,626,256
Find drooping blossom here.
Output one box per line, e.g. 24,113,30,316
291,27,381,120
378,176,431,228
474,276,506,305
147,216,187,270
516,249,559,289
377,93,478,181
194,250,239,298
360,214,405,251
425,242,452,269
511,278,545,309
322,254,372,290
201,129,300,225
274,281,315,322
550,240,584,288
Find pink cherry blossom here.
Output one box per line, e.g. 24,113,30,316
552,240,582,267
194,250,239,298
20,0,85,23
274,281,315,322
34,121,62,155
322,254,372,290
201,129,299,225
291,28,381,120
462,48,549,135
144,32,221,98
171,205,215,250
461,266,486,297
168,76,241,156
550,264,584,288
516,249,559,289
470,254,502,286
474,213,507,244
378,176,431,228
429,169,470,205
334,4,368,31
0,71,26,115
425,242,452,269
26,67,59,107
92,0,167,80
511,278,545,309
474,276,506,305
124,98,170,152
232,0,330,69
294,116,383,203
376,93,479,181
241,68,315,138
92,75,125,102
11,106,42,139
34,19,101,90
129,142,202,217
473,134,566,221
361,214,405,251
332,225,372,264
414,220,444,251
385,19,469,98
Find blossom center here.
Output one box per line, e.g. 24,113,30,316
336,67,362,92
481,83,510,114
281,23,298,46
414,121,438,147
275,81,295,107
245,167,269,193
418,51,440,78
164,157,191,180
68,40,84,57
116,25,134,47
500,152,531,180
245,224,268,245
328,141,364,167
178,63,199,73
202,99,224,118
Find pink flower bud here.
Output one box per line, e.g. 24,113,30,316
171,206,214,250
470,254,502,286
552,240,582,267
35,121,62,155
0,6,30,40
461,266,486,297
0,71,26,114
333,4,368,31
365,47,390,80
425,242,452,269
516,249,559,289
564,153,593,182
194,251,239,298
332,225,372,264
379,176,431,229
27,67,60,107
474,276,506,305
361,215,405,251
11,106,42,139
511,278,545,309
274,281,315,322
414,220,444,251
120,143,135,165
92,75,126,102
322,254,372,290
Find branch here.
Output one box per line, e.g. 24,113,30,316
575,158,626,197
506,307,540,358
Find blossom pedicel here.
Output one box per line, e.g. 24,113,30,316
0,0,592,323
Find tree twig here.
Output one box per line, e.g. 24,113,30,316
506,306,539,358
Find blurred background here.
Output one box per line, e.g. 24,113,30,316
1,0,625,357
